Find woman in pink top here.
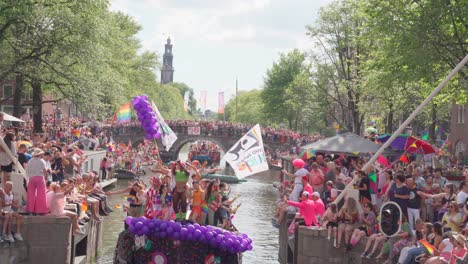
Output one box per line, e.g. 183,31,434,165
449,234,467,264
285,191,316,226
309,163,324,194
301,176,314,198
49,182,84,235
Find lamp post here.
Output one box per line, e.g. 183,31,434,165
52,102,57,126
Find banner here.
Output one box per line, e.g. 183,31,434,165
151,102,178,151
114,102,131,124
183,91,189,112
223,124,269,178
218,92,224,114
188,127,200,135
199,91,207,113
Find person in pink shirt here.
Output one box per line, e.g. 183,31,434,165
311,192,325,223
302,176,314,198
285,191,317,226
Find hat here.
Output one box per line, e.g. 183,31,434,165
312,192,320,198
31,148,44,157
454,233,466,245
301,176,309,181
302,191,310,197
292,159,305,169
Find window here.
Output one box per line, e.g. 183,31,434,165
1,106,13,114
2,84,13,99
21,92,31,100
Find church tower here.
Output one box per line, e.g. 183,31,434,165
161,37,174,84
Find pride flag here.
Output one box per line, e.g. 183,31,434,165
114,102,131,124
419,239,435,255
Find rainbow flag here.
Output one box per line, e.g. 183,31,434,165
368,172,378,194
419,239,435,255
115,102,131,124
201,204,209,213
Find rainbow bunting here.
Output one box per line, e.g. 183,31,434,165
115,102,132,124
72,129,80,138
419,239,435,255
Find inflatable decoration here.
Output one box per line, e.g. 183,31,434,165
379,201,402,237
132,95,161,140
126,217,253,254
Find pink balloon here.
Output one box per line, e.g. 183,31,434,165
292,158,305,168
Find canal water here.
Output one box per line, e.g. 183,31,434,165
95,145,280,263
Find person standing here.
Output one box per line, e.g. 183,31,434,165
406,178,423,232
25,148,49,215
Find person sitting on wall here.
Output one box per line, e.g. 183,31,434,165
0,181,24,242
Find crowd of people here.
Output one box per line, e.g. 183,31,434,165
107,157,238,230
275,152,468,263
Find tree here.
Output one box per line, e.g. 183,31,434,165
306,0,368,135
225,90,267,125
261,49,311,129
170,82,197,114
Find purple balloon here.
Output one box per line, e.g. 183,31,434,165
241,233,248,239
180,228,188,238
142,226,149,234
140,95,148,100
135,222,144,231
226,238,234,247
187,233,193,240
154,132,161,139
193,229,202,238
199,226,207,233
186,225,195,233
205,231,214,241
128,226,136,233
166,227,174,234
248,244,253,251
206,226,213,232
209,239,218,247
160,222,167,230
145,133,153,140
153,219,161,226
174,223,182,232
173,232,180,240
125,217,133,226
215,234,223,243
160,232,167,238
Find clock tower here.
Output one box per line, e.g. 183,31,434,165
161,37,174,84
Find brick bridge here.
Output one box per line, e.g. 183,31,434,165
112,126,291,162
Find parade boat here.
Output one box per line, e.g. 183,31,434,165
114,217,252,264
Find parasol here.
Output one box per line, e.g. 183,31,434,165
377,134,435,155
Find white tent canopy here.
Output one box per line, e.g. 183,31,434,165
1,112,25,122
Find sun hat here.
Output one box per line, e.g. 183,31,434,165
302,191,310,197
31,148,45,157
312,192,320,198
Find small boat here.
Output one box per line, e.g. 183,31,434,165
202,173,246,183
114,169,139,180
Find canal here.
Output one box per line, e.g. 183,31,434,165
95,155,280,263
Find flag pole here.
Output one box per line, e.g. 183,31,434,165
235,77,238,122
334,54,468,205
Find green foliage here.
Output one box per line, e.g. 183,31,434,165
0,0,188,124
225,90,267,125
170,82,197,115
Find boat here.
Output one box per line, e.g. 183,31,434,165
114,169,141,179
202,173,246,183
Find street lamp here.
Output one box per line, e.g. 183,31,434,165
52,102,57,126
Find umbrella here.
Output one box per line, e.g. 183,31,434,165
377,134,435,155
300,149,316,160
300,132,383,156
1,112,25,122
17,141,33,147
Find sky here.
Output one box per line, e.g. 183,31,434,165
110,0,334,111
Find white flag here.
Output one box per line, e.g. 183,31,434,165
151,102,178,151
223,124,269,178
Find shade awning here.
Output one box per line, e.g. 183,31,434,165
1,112,25,122
300,132,383,156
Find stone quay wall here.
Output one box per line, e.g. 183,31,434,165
279,219,389,264
0,216,102,264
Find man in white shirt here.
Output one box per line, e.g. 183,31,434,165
456,181,468,213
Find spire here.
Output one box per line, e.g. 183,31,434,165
161,37,174,84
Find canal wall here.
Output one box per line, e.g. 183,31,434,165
0,216,102,264
279,223,387,264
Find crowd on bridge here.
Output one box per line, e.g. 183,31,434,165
276,150,468,264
